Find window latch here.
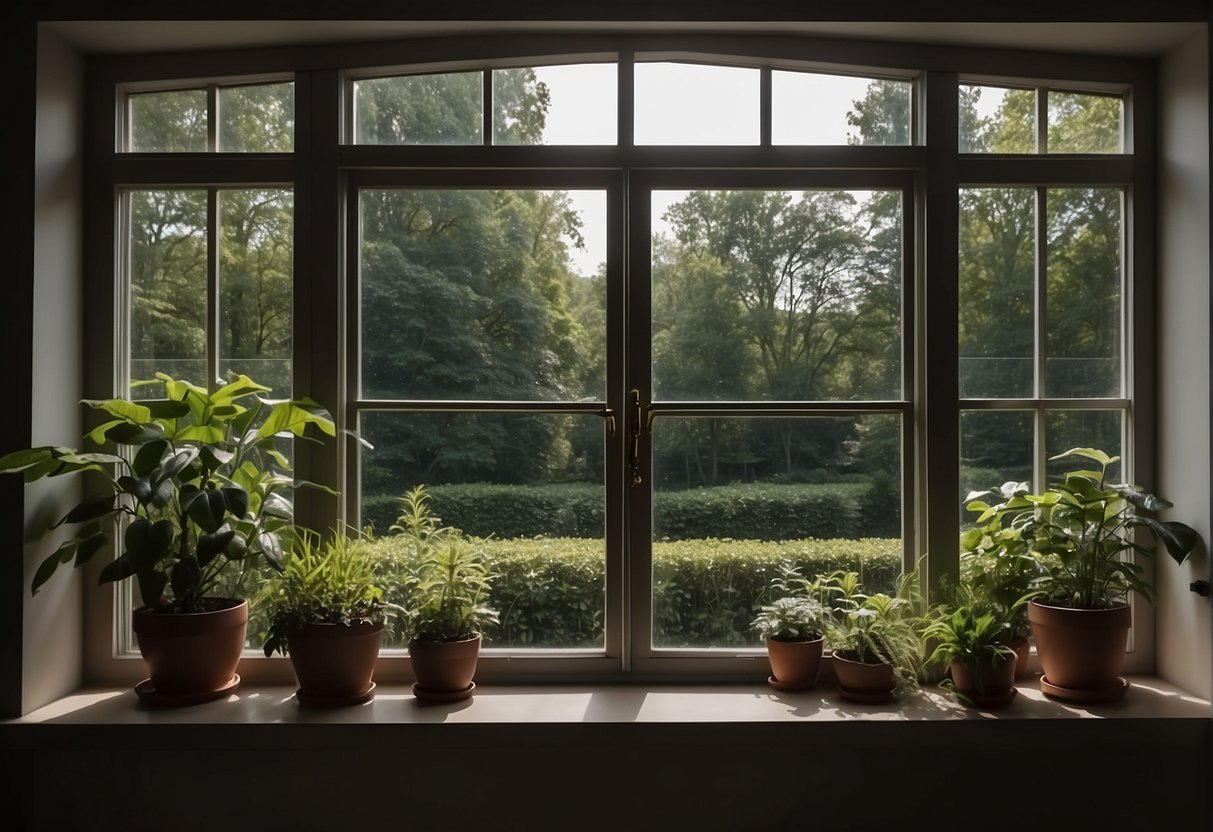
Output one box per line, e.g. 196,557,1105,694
628,388,644,487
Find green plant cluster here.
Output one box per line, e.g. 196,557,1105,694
823,568,928,693
361,481,898,541
259,528,395,657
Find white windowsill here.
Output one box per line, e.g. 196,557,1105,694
6,674,1208,726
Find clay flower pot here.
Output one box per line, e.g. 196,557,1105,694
832,650,895,704
1028,599,1131,702
765,634,824,691
409,633,482,702
132,598,247,703
948,650,1018,708
287,620,384,706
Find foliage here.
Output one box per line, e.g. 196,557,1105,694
824,567,926,693
921,601,1019,698
0,374,337,613
963,448,1200,609
260,527,398,657
750,564,830,642
391,485,499,642
959,521,1043,637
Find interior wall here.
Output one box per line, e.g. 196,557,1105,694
1157,27,1212,700
22,28,85,713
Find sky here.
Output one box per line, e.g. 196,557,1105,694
528,62,901,276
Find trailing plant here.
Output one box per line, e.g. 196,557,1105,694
963,448,1200,610
824,567,926,692
260,527,402,657
0,374,338,613
392,485,499,643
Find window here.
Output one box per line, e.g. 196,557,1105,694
89,39,1154,682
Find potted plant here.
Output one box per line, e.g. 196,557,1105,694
393,485,499,704
959,522,1043,679
922,592,1026,709
824,569,925,704
0,373,338,705
964,447,1200,703
750,565,829,692
260,527,399,707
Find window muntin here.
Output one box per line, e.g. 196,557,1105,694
492,64,617,146
353,71,484,145
772,71,912,146
633,62,760,145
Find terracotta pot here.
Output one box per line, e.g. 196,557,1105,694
132,598,247,695
409,633,482,693
287,620,384,700
1028,599,1131,692
949,650,1017,702
765,635,824,690
1011,634,1031,680
832,650,895,702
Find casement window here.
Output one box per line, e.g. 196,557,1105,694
89,36,1152,683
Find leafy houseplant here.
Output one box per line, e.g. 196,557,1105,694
751,565,829,692
922,595,1024,708
964,447,1201,702
393,485,499,702
261,528,397,706
959,524,1041,679
824,569,925,703
0,374,338,702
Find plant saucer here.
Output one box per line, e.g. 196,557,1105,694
134,674,240,707
837,686,896,705
412,681,475,705
1040,675,1129,704
766,675,815,693
295,681,376,708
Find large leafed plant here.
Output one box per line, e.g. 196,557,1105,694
0,374,337,613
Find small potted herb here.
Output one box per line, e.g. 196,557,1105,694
261,527,399,707
922,591,1027,708
751,565,830,691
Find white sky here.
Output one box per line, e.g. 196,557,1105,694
535,62,902,276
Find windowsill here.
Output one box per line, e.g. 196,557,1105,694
5,674,1208,726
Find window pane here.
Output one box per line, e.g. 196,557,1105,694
1046,188,1122,397
634,63,759,145
493,64,616,145
353,72,483,145
959,84,1036,153
772,72,911,145
1048,91,1122,154
359,189,606,401
960,410,1034,524
218,82,294,152
650,415,902,649
959,188,1036,398
129,90,208,152
359,411,606,650
218,189,293,393
652,189,902,401
128,190,208,395
1045,410,1122,483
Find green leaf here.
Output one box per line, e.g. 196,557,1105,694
82,398,151,425
124,518,175,569
183,487,227,533
55,493,117,527
30,540,78,594
1130,517,1201,565
1050,447,1117,468
0,447,56,474
136,568,168,608
170,556,201,603
1112,483,1173,513
133,440,169,478
197,529,236,567
98,553,136,584
200,446,235,469
260,492,294,520
86,419,128,445
222,486,249,518
257,531,285,571
213,374,271,403
143,399,192,419
154,447,199,484
175,424,226,444
254,398,336,441
103,422,165,445
73,532,108,567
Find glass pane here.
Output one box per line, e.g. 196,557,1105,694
1048,91,1122,153
353,72,483,145
128,190,208,395
1046,188,1122,397
218,189,293,393
959,188,1036,398
493,64,616,145
634,63,759,145
360,189,606,401
359,411,606,650
651,189,902,401
959,84,1036,153
218,82,295,152
129,90,208,152
1045,410,1122,484
959,410,1034,524
772,72,911,145
650,415,902,649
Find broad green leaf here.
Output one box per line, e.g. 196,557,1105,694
0,447,56,474
175,424,226,444
143,399,192,419
30,540,78,594
154,447,200,484
55,493,117,527
86,419,128,445
1112,483,1172,513
256,531,285,571
254,398,335,441
170,556,201,602
124,518,175,569
200,446,235,469
197,529,235,567
213,374,271,403
1130,516,1201,565
103,422,165,445
98,552,136,585
184,488,227,533
73,532,108,568
222,486,249,518
1050,447,1117,467
133,440,169,478
136,568,168,608
82,398,151,424
224,532,248,560
260,492,294,520
266,449,291,470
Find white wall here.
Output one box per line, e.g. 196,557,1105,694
1157,27,1212,700
23,28,84,712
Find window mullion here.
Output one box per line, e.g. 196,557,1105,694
207,187,219,393
1035,186,1048,489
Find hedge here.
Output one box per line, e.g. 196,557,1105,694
361,535,901,650
361,481,900,541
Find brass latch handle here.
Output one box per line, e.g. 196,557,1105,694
628,388,644,486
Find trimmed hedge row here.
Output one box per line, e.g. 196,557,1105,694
361,481,899,541
364,535,901,649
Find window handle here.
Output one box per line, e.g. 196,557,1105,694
628,388,644,487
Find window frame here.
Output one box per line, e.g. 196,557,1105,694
81,34,1156,686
